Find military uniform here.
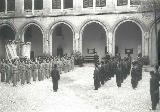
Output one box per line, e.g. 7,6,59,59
150,71,159,110
93,67,100,90
51,65,60,92
5,63,11,83
20,62,26,85
12,64,18,86
1,63,6,82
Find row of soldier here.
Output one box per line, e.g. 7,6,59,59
0,55,74,86
93,55,132,90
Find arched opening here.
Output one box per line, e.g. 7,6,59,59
0,25,15,58
82,22,107,61
52,23,73,57
115,21,142,59
24,24,43,58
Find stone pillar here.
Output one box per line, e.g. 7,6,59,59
93,0,96,12
144,32,149,56
108,32,113,56
48,32,52,56
5,0,7,14
74,33,79,53
61,0,63,12
43,31,48,56
32,0,34,14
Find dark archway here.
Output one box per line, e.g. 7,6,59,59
52,23,73,57
0,25,15,58
82,22,106,61
115,21,142,59
24,24,43,57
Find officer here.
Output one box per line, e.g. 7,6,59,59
51,64,60,92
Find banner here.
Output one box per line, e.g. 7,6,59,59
5,40,19,60
21,42,31,59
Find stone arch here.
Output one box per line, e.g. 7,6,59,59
0,21,17,58
48,20,75,56
19,20,45,41
0,21,18,38
112,18,146,57
19,20,45,57
79,20,109,60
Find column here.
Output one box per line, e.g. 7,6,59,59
144,32,149,56
5,0,7,14
61,0,63,12
93,0,96,12
43,32,49,56
74,33,80,52
108,32,113,56
32,0,34,14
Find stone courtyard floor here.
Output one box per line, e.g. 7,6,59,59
0,64,160,112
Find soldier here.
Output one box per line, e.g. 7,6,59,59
20,61,26,85
131,61,139,89
1,61,6,82
71,55,74,70
51,64,60,92
12,62,18,86
99,61,105,85
32,61,38,81
25,60,31,84
116,62,122,87
37,61,42,81
150,70,159,110
5,60,11,83
93,64,100,90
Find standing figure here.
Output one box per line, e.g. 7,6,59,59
116,62,122,87
150,70,159,110
12,62,18,86
51,64,60,92
93,64,100,90
131,61,139,89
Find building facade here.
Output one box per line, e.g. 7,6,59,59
0,0,159,65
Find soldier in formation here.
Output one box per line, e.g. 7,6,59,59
0,54,74,87
93,54,133,90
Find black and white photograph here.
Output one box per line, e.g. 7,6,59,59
0,0,160,112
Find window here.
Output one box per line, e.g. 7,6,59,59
96,0,106,7
117,0,128,6
34,0,43,10
24,0,32,10
83,0,93,8
7,0,15,11
64,0,73,9
0,0,5,12
130,0,141,5
52,0,61,9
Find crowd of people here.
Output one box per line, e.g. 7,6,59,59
0,55,74,87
